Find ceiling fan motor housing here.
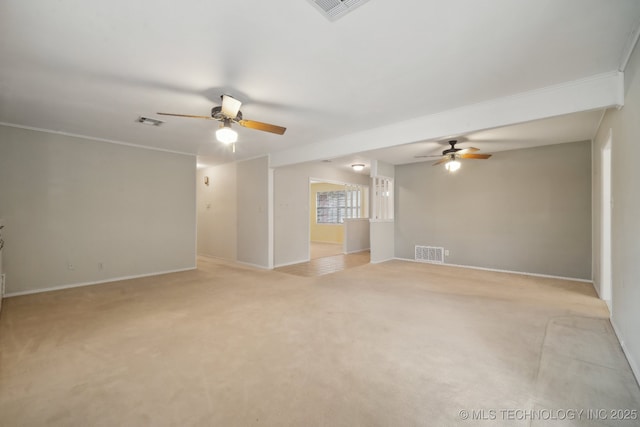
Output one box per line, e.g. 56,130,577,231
211,106,242,121
442,140,460,155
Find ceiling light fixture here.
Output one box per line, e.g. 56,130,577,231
445,158,461,172
351,164,365,172
216,119,238,144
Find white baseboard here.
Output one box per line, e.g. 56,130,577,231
274,258,310,268
235,260,270,270
370,257,394,264
346,248,370,254
393,257,593,283
610,317,640,386
198,253,238,263
4,266,197,297
592,278,602,297
590,280,613,311
198,254,271,270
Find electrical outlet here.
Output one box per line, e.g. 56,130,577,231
98,262,104,271
445,249,450,256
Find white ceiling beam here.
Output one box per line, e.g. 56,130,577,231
270,71,624,168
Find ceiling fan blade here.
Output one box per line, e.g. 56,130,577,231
460,153,492,159
238,119,286,135
432,157,448,166
456,147,480,154
221,95,242,119
157,112,215,120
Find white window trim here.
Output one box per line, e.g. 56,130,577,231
371,175,394,221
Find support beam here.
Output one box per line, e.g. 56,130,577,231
270,72,624,168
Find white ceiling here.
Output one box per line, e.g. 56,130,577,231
301,109,604,173
1,1,639,167
360,109,606,165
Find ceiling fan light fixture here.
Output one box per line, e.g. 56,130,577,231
445,159,461,172
216,120,238,144
351,163,365,172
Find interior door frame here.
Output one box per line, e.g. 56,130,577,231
600,129,613,311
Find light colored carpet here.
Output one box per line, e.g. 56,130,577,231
1,257,639,426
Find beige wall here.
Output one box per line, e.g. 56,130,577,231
0,125,196,294
197,163,237,260
344,219,370,253
309,182,345,244
196,156,269,268
370,221,394,263
237,156,269,268
592,41,640,378
274,163,370,267
395,141,592,279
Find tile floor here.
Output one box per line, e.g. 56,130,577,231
310,242,344,260
275,250,370,277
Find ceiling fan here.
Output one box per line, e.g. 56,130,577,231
415,140,491,172
157,94,286,146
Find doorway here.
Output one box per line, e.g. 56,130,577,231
309,179,369,260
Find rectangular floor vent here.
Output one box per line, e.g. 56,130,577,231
415,246,444,264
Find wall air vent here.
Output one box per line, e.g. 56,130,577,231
307,0,371,21
137,116,164,126
415,246,444,264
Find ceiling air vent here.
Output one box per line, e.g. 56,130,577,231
137,116,164,126
307,0,371,21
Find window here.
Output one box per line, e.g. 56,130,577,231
316,186,366,224
371,176,393,220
